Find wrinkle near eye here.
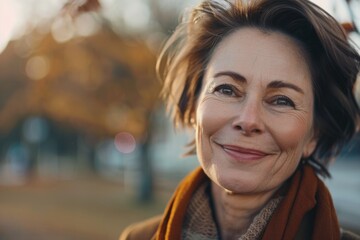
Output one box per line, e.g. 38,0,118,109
289,111,311,125
205,80,217,94
198,95,216,105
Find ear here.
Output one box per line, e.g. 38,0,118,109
302,135,318,158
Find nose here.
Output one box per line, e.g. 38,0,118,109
232,98,264,135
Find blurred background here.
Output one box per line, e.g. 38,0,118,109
0,0,359,239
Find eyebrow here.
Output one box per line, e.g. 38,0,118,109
214,71,246,83
267,80,304,94
214,71,304,94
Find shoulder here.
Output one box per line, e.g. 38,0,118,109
341,229,360,240
119,215,162,240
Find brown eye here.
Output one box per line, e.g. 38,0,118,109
214,84,237,97
271,95,295,107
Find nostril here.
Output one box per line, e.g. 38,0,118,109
233,122,262,135
234,125,242,130
253,129,261,134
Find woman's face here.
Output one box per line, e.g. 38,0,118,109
195,28,317,194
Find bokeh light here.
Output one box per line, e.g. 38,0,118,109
74,13,100,37
114,132,136,154
25,55,50,80
122,0,151,31
51,15,76,43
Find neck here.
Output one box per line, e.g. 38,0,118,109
211,183,276,240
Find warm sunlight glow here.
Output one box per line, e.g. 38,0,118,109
0,1,20,53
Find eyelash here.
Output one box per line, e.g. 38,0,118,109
213,84,296,108
213,84,238,97
269,95,295,107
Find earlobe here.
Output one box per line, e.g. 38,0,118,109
303,138,317,158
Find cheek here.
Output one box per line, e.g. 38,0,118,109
196,96,238,138
196,98,234,140
268,113,313,153
195,99,229,161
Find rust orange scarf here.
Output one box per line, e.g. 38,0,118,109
154,164,340,240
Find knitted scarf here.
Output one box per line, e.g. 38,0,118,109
154,164,340,240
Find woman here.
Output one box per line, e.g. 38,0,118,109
120,0,360,239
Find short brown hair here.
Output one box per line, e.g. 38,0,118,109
157,0,360,177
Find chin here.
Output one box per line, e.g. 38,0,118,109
211,167,265,194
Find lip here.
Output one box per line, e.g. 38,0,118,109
219,144,269,161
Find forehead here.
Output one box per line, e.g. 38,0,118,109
204,27,312,88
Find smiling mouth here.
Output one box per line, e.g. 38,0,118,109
220,144,269,161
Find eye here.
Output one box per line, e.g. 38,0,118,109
270,95,295,107
213,84,237,97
